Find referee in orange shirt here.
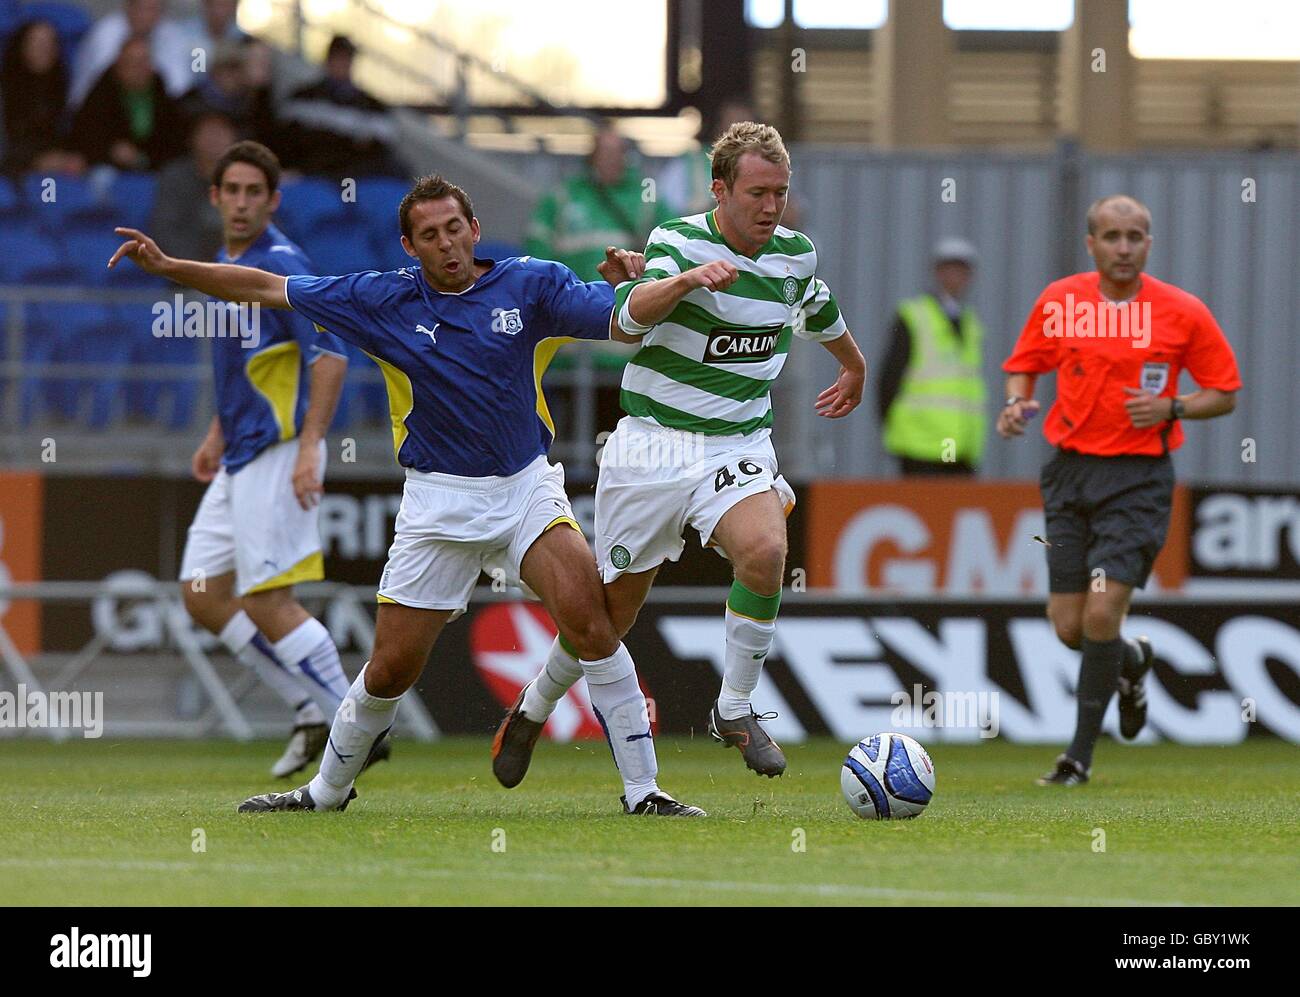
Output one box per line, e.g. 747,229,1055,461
998,194,1241,786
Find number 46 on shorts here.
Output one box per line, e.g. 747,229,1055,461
714,458,765,492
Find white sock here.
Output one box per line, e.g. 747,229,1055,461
308,663,399,808
218,611,318,716
273,617,349,713
583,643,659,809
521,637,584,722
717,607,777,721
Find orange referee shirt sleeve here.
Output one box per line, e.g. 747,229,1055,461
1003,288,1059,373
1181,295,1243,392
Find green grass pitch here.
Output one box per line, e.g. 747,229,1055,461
1,737,1296,906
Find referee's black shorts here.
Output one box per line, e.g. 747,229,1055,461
1039,447,1175,593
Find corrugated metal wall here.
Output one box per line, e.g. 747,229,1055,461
777,145,1300,486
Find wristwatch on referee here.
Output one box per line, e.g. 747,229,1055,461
1167,397,1185,422
1004,394,1024,409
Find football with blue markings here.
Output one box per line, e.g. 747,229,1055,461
840,732,935,819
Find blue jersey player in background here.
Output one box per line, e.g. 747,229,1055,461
110,174,705,817
171,140,372,780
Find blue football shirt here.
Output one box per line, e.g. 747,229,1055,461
213,224,348,472
285,256,614,477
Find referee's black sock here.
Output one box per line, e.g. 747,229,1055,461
1120,637,1146,681
1066,636,1126,769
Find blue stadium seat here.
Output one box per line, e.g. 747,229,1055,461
20,301,110,424
479,239,523,261
367,229,411,271
15,3,91,62
109,172,159,231
19,173,114,232
277,178,353,239
359,175,408,242
304,225,375,275
117,302,201,429
19,304,60,424
0,175,19,219
107,255,168,289
0,0,20,39
60,303,126,427
0,298,6,411
0,224,70,284
358,176,410,215
63,227,131,285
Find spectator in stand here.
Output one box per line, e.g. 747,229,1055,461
527,122,676,282
150,111,238,264
280,34,400,177
179,38,274,144
878,238,987,475
178,0,246,74
72,35,186,170
69,0,193,108
1,19,85,175
525,121,676,424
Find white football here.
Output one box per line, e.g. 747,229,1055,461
840,732,935,819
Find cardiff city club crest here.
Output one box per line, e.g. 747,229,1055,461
491,307,524,336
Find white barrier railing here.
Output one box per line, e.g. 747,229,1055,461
0,579,437,741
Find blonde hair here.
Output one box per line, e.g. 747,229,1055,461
709,121,790,189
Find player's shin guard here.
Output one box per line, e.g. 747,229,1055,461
717,581,780,721
583,643,659,809
219,611,324,723
1066,636,1125,768
520,634,583,722
309,663,398,808
273,617,349,713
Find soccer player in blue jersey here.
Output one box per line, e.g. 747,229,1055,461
169,141,363,777
109,174,704,816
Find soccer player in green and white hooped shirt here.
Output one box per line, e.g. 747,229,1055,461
495,122,866,788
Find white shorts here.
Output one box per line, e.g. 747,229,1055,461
180,438,327,597
377,454,579,620
594,416,795,582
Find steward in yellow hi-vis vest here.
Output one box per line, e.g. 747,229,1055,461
878,238,986,475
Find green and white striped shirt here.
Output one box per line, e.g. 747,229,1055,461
613,210,846,436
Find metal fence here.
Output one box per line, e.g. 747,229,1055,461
781,144,1300,486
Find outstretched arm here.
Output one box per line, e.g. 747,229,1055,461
107,227,290,308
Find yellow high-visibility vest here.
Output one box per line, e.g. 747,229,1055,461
882,294,987,465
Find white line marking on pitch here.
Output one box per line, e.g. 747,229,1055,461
0,857,1210,906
